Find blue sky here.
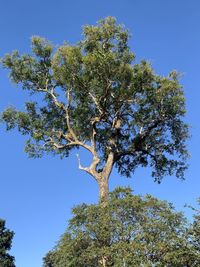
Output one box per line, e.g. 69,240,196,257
0,1,200,266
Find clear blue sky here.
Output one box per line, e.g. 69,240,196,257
0,1,199,266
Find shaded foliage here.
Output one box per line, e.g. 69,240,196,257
188,199,200,257
0,219,15,267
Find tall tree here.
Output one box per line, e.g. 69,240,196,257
43,188,198,267
0,219,15,267
1,17,189,204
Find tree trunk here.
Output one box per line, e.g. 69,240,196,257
97,152,114,205
98,177,109,205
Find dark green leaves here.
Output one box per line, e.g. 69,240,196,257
0,219,15,267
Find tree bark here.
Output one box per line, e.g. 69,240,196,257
98,152,114,205
77,149,114,205
98,177,109,205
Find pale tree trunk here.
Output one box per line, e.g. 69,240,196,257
77,150,114,205
97,152,114,205
98,176,109,204
77,151,114,265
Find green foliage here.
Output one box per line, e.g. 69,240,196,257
43,188,199,267
187,199,200,259
1,17,189,182
0,219,15,267
192,202,200,249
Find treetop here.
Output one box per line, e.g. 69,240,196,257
1,17,189,183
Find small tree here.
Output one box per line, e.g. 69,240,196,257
43,188,198,267
1,17,189,204
0,219,15,267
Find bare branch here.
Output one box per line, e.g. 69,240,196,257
44,136,67,150
88,92,104,116
76,153,99,181
76,153,90,172
66,139,95,154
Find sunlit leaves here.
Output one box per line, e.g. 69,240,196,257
1,17,189,182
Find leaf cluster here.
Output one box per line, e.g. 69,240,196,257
0,219,15,267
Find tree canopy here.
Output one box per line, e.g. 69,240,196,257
1,17,189,203
188,199,200,256
43,188,199,267
0,219,15,267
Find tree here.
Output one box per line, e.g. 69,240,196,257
0,219,15,267
1,17,189,204
43,187,198,267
